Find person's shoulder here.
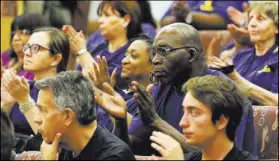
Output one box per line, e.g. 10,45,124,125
96,126,135,160
234,149,257,160
233,47,254,62
1,50,11,65
184,150,202,160
97,126,129,148
204,68,228,79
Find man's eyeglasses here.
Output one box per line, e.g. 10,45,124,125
22,44,53,55
11,29,32,37
150,46,198,60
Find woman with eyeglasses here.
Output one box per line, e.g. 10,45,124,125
1,13,50,80
1,27,70,152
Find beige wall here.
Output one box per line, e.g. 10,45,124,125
1,1,23,52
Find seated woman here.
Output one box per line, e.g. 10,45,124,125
1,13,50,80
90,34,153,131
86,0,157,55
209,1,278,106
160,1,248,29
1,27,70,152
65,1,143,93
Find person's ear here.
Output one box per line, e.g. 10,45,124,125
122,14,131,28
51,54,62,67
215,115,229,130
189,48,197,63
63,108,75,127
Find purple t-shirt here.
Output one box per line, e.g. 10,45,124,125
81,40,130,90
128,69,257,157
222,40,236,51
161,1,246,24
1,51,34,80
10,80,39,135
233,43,278,93
97,91,134,132
86,23,156,55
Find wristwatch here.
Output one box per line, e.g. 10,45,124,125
77,48,87,55
185,12,193,24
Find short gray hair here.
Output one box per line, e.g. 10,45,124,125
248,1,278,29
35,71,96,125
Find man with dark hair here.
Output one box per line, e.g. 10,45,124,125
149,76,256,160
33,71,135,160
1,109,15,160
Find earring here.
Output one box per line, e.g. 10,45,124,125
123,23,128,28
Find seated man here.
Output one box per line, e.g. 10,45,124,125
1,109,16,160
149,76,256,160
33,71,135,160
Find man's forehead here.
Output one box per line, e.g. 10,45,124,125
37,88,53,106
182,93,208,111
154,27,182,46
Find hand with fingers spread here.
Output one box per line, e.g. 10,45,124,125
171,1,190,23
41,133,62,160
62,25,86,55
1,69,30,104
88,56,117,89
227,2,249,26
94,82,127,119
131,81,160,126
150,131,184,160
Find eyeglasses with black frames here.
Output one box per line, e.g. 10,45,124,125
10,29,32,37
22,44,53,55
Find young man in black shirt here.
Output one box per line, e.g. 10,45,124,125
33,71,135,160
149,76,257,160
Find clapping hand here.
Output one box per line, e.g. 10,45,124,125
227,2,249,26
1,69,30,104
62,25,86,55
131,81,160,126
94,82,127,119
171,1,190,23
87,56,117,89
208,56,235,75
150,131,184,160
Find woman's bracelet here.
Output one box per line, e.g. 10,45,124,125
19,97,36,113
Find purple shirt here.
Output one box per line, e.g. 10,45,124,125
222,40,236,51
86,23,156,55
97,91,134,132
81,40,130,90
128,69,257,157
10,80,39,135
233,43,278,93
161,1,246,24
1,51,34,80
